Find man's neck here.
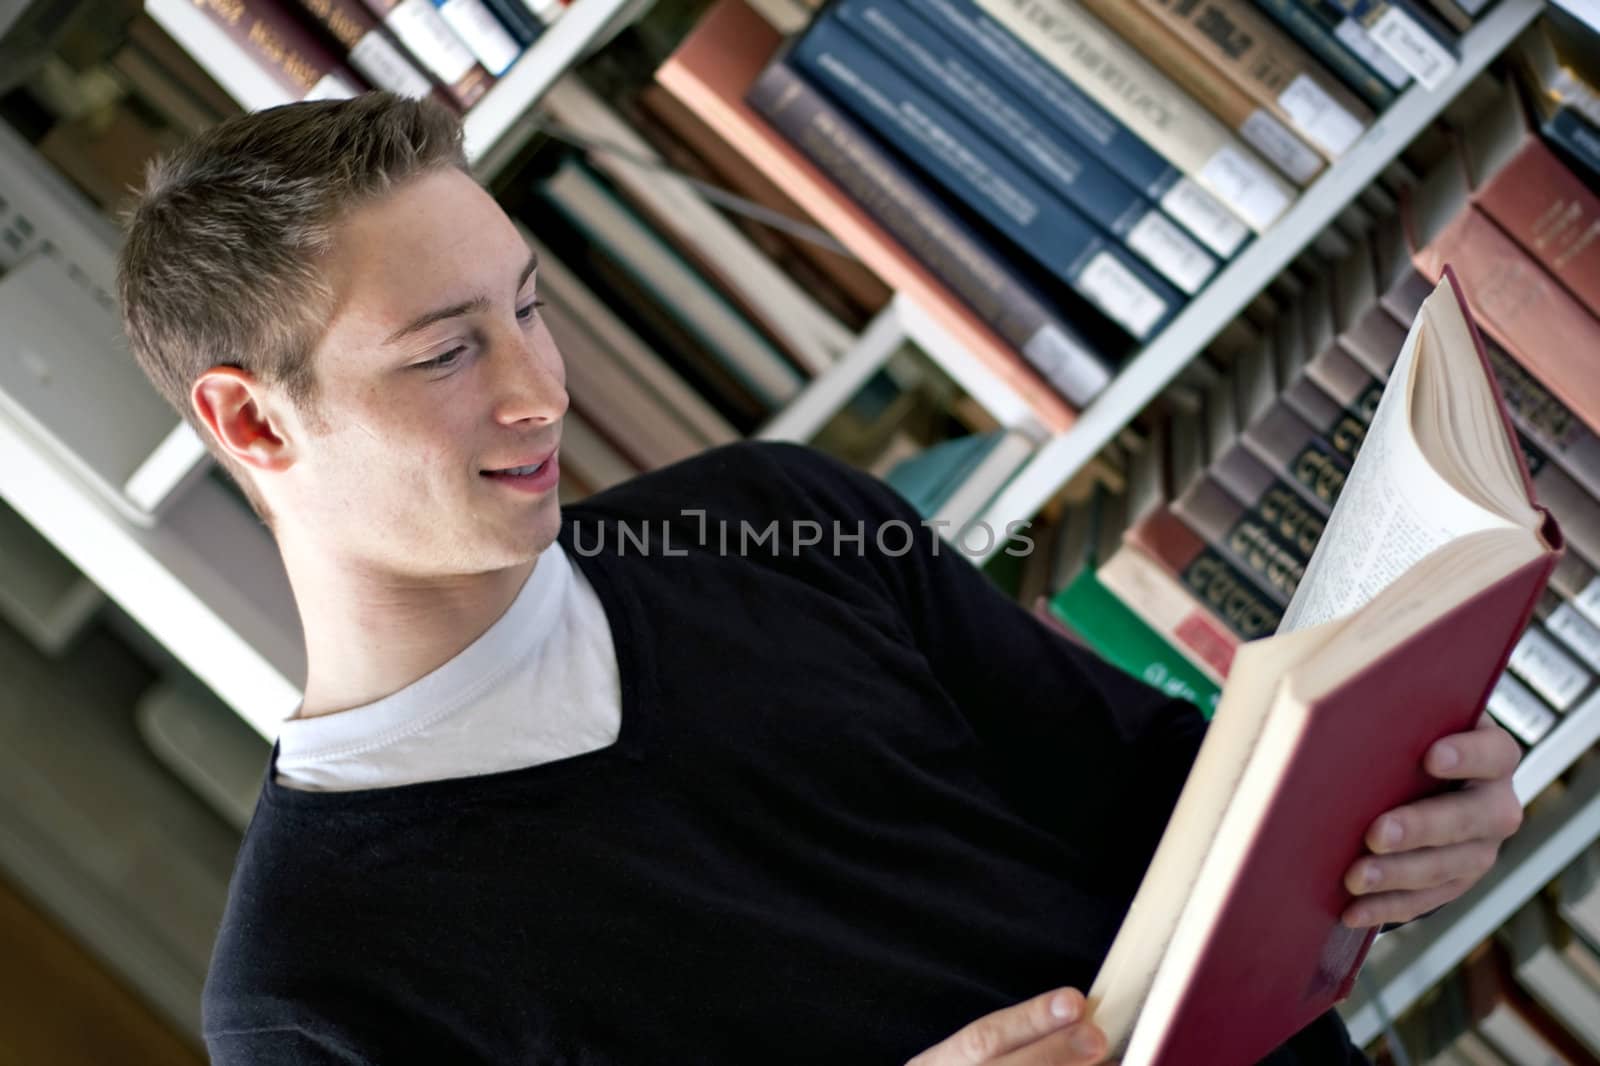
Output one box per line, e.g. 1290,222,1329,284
282,546,541,720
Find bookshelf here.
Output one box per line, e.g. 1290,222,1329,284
964,0,1548,566
464,0,647,177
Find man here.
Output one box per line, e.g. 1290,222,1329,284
117,93,1523,1065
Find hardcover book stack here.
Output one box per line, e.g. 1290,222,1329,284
657,0,1501,422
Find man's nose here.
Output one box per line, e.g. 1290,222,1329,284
489,323,567,427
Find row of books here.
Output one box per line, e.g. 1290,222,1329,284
144,0,571,115
1373,823,1600,1064
997,62,1600,763
709,0,1505,414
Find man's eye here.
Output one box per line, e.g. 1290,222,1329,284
416,346,465,371
516,298,547,324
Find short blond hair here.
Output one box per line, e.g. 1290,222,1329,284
117,92,468,528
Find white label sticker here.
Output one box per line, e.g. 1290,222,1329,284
1278,73,1365,158
387,0,477,84
305,71,362,102
1158,179,1249,258
1509,626,1592,711
1078,251,1166,339
1024,325,1110,406
438,0,521,75
350,31,435,99
1239,109,1323,186
1125,210,1215,295
1369,8,1455,91
1574,578,1600,629
1549,603,1600,671
1198,145,1292,232
1334,16,1411,88
1487,673,1558,746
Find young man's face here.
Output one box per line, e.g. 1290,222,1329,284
272,166,568,578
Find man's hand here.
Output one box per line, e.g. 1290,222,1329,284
906,987,1113,1066
1341,713,1524,929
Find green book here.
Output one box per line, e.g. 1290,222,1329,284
1048,568,1222,718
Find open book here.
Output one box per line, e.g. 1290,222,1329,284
1086,269,1563,1066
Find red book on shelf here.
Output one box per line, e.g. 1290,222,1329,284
653,0,1079,433
1088,270,1562,1066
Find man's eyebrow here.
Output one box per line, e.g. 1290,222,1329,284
383,251,540,346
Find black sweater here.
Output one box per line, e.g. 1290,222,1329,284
203,440,1368,1065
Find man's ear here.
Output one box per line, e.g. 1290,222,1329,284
192,367,296,474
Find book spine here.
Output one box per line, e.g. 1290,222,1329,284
1507,623,1594,712
1281,376,1367,464
920,0,1251,257
971,0,1295,232
291,0,438,102
1077,0,1325,186
1486,672,1559,746
1481,342,1600,505
1172,476,1304,605
792,18,1183,341
1541,108,1600,193
1411,205,1600,441
1306,0,1412,88
430,0,521,74
1325,0,1456,89
193,0,367,101
360,0,493,108
1251,0,1396,111
1048,568,1223,715
1473,136,1600,321
1242,403,1349,517
745,59,1116,406
1540,590,1600,676
1208,442,1327,561
478,0,543,46
836,0,1219,295
1095,544,1239,680
518,0,564,21
1131,0,1373,160
1125,506,1285,640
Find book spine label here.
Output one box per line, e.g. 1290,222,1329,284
745,61,1113,405
1222,509,1305,602
1289,438,1347,513
1156,178,1251,258
434,0,519,74
1097,548,1238,678
1252,0,1396,109
794,20,1180,338
1137,0,1369,157
1178,547,1285,639
1363,2,1455,89
371,0,483,97
1508,625,1592,711
1543,110,1600,189
973,0,1293,231
1487,673,1558,746
1577,578,1600,629
196,0,364,99
1238,108,1326,185
836,0,1218,294
1548,602,1600,673
1327,9,1411,87
1256,479,1325,559
296,0,435,98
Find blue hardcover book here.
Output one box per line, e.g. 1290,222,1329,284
1302,0,1413,90
1542,107,1600,193
886,432,1004,517
793,15,1183,342
834,0,1218,296
913,0,1250,260
480,0,544,47
1323,0,1457,90
1251,0,1396,111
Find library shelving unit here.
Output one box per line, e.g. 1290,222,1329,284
963,0,1548,566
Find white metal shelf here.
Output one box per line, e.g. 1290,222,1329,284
464,0,651,176
965,0,1546,565
1341,742,1600,1046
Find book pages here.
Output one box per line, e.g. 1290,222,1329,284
1280,295,1518,632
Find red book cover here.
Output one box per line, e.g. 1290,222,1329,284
1096,271,1563,1066
1473,136,1600,321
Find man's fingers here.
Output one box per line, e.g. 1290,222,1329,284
1425,720,1521,782
1345,839,1499,897
1364,779,1522,854
906,988,1087,1066
989,1022,1111,1066
1342,877,1473,929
